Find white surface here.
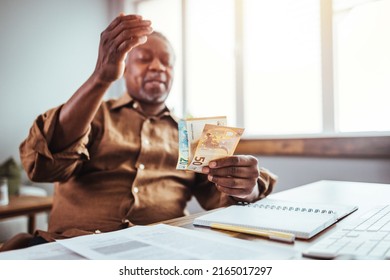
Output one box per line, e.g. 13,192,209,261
193,198,357,239
56,224,294,260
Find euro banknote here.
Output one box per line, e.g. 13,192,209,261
176,119,190,170
176,116,244,172
176,116,227,170
186,124,244,172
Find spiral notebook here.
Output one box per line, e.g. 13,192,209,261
193,198,358,239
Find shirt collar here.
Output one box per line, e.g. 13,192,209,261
110,93,133,110
110,93,179,124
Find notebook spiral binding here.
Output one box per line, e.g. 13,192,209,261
245,203,335,214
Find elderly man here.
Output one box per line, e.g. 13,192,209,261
1,15,275,251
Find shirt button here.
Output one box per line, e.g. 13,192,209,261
133,187,139,193
139,164,145,170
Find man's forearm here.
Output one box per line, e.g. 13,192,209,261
49,73,111,152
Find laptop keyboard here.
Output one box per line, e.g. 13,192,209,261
303,205,390,259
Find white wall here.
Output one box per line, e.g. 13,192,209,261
259,156,390,192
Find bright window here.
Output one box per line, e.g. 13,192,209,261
133,0,390,136
185,0,236,124
333,0,390,132
243,0,322,135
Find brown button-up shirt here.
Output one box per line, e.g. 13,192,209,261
20,94,275,241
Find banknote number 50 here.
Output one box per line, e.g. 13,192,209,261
192,156,205,165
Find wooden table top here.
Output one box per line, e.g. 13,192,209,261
0,195,53,220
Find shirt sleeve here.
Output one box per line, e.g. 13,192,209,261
19,105,91,182
192,167,277,210
257,167,277,199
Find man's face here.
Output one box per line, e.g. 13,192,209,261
124,35,175,106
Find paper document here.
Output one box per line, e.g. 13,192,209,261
176,116,244,172
56,224,294,260
0,241,86,260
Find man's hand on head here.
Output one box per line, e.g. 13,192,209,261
93,14,153,85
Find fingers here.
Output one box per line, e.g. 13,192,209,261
117,35,147,54
105,14,143,32
209,155,258,169
202,155,260,199
100,14,152,60
94,14,153,82
214,183,256,198
203,155,259,178
109,17,152,44
208,172,258,197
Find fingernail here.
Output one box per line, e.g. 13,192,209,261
139,36,147,44
202,167,209,173
209,161,216,168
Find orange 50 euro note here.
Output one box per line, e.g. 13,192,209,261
186,124,244,173
176,116,227,171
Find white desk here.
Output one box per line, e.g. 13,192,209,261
164,180,390,259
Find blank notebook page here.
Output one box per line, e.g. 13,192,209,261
193,198,358,239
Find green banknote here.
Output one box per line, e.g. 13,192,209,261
176,119,189,170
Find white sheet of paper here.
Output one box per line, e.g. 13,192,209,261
0,241,86,260
57,224,295,260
